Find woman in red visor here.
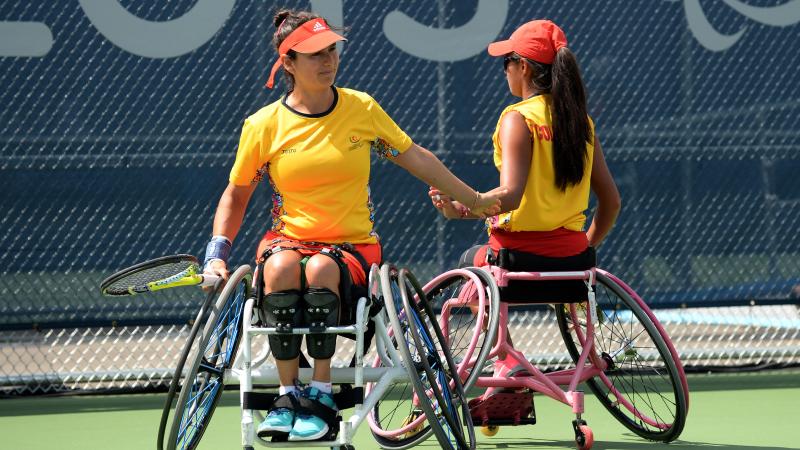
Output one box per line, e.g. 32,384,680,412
430,19,622,382
202,8,503,442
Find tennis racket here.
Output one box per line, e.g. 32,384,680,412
100,254,220,297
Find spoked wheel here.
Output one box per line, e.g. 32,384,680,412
400,268,476,450
421,267,499,392
157,279,222,450
163,265,251,450
375,264,473,450
369,264,433,449
555,271,688,442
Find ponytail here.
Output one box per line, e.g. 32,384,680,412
550,47,592,191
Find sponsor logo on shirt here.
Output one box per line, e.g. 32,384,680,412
348,135,364,151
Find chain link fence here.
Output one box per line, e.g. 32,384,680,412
1,0,798,395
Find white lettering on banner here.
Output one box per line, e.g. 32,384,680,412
684,0,800,52
0,21,52,57
78,0,236,58
383,0,508,62
2,1,798,58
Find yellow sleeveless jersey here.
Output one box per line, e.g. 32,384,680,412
489,94,594,233
229,87,413,244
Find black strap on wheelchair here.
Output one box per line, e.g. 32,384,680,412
253,261,264,310
242,387,364,412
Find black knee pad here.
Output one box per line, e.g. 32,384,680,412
260,289,303,360
303,287,340,359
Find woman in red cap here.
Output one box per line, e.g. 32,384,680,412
431,19,621,380
201,8,503,442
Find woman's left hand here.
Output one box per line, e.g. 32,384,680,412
470,188,506,217
429,187,461,219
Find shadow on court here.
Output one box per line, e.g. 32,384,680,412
479,439,799,449
683,371,800,392
0,393,166,416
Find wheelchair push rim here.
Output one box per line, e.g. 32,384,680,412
373,264,472,450
165,265,251,450
556,270,688,443
421,267,500,393
399,269,476,450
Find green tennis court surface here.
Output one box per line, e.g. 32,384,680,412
1,371,798,450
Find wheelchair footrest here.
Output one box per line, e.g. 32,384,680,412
468,392,536,426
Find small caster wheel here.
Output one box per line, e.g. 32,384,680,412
481,425,499,437
575,424,593,450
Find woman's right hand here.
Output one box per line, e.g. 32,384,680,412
202,259,229,292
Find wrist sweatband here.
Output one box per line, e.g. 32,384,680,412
204,235,232,267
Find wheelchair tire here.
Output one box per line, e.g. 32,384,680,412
421,267,500,392
369,264,435,450
164,264,252,450
555,271,688,443
157,280,222,450
399,268,476,450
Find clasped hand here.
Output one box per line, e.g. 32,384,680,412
428,186,505,218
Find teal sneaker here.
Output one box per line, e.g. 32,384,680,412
256,393,297,437
288,387,338,441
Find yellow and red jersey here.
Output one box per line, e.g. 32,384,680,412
230,87,413,244
488,94,595,234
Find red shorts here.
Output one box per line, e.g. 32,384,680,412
256,231,382,286
471,228,588,266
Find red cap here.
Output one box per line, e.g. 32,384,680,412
487,19,567,65
265,18,346,89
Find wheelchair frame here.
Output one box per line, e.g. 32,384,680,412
159,256,688,450
160,263,474,450
427,263,689,449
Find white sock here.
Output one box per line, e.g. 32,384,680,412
279,385,298,396
309,380,332,394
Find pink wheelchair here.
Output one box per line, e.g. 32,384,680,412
368,247,689,450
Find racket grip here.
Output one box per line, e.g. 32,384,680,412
200,274,220,287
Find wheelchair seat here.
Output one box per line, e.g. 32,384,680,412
491,246,596,303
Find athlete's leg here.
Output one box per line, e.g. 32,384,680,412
258,250,304,437
302,254,341,384
263,250,303,387
289,254,341,441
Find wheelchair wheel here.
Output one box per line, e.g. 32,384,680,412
400,269,476,450
555,271,688,443
422,267,499,392
157,280,223,450
374,264,470,450
164,265,251,450
369,264,433,450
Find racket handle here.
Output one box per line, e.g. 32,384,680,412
200,274,220,287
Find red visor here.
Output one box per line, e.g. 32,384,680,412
487,19,567,65
265,18,346,89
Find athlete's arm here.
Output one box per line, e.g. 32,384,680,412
392,143,504,217
494,111,532,214
429,111,529,219
212,182,258,241
204,182,258,280
586,136,621,248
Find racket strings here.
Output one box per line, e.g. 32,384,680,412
104,261,195,295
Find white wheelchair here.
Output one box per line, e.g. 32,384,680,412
157,261,477,450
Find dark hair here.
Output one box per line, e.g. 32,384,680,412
521,49,592,191
272,9,322,90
